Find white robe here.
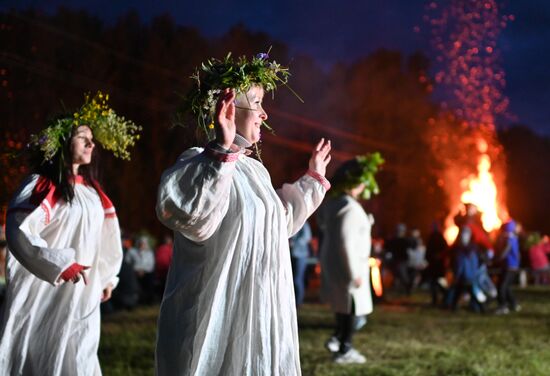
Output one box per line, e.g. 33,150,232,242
155,144,329,376
0,174,123,376
318,195,373,316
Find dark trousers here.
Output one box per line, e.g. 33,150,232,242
498,268,517,309
429,276,447,306
333,301,356,354
393,261,411,294
291,256,308,306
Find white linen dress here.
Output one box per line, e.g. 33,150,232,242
317,195,373,316
155,140,330,376
0,174,123,376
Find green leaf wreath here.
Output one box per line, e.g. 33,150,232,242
178,51,302,141
331,152,385,200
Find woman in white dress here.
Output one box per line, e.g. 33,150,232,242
155,54,332,375
0,92,140,375
317,154,383,364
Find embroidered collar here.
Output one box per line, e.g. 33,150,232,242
232,134,253,156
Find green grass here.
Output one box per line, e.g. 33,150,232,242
99,287,550,375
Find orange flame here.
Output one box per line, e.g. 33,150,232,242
444,138,508,244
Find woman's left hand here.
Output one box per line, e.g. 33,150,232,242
308,138,332,176
101,283,114,302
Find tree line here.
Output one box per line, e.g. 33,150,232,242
1,8,548,237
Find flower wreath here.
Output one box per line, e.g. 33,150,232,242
178,51,301,141
29,91,142,162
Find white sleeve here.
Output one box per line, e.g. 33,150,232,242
5,176,75,286
276,170,330,237
97,216,123,289
156,147,237,243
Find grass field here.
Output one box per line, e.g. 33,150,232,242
99,287,550,375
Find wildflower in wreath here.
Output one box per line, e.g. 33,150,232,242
178,51,302,141
29,91,141,163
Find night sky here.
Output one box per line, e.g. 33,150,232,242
3,0,550,135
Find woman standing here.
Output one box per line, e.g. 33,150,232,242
155,53,332,375
317,154,383,364
0,92,140,375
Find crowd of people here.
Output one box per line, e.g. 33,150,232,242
103,232,173,312
290,202,549,321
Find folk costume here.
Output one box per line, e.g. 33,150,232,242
0,91,140,376
155,53,330,375
155,137,330,375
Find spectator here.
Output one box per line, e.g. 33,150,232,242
386,223,414,294
454,203,494,259
126,235,155,304
528,233,550,285
495,220,521,314
407,228,427,289
425,222,449,306
110,233,140,311
155,234,174,296
289,221,312,306
449,227,485,313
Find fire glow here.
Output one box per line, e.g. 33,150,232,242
427,0,513,244
444,137,507,244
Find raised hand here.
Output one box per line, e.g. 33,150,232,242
308,138,332,177
215,88,236,149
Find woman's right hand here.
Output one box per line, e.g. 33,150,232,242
215,89,236,150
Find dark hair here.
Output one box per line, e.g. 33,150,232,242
329,158,364,195
30,125,100,204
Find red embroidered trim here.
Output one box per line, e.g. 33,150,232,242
306,170,331,191
203,147,240,162
40,202,51,225
30,176,61,209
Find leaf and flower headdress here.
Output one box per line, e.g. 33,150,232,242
178,50,301,141
331,152,385,200
29,91,142,163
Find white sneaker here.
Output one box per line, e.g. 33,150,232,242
325,336,340,353
334,348,367,364
512,304,522,312
495,306,510,315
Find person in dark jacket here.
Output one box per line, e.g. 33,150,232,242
425,221,449,306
